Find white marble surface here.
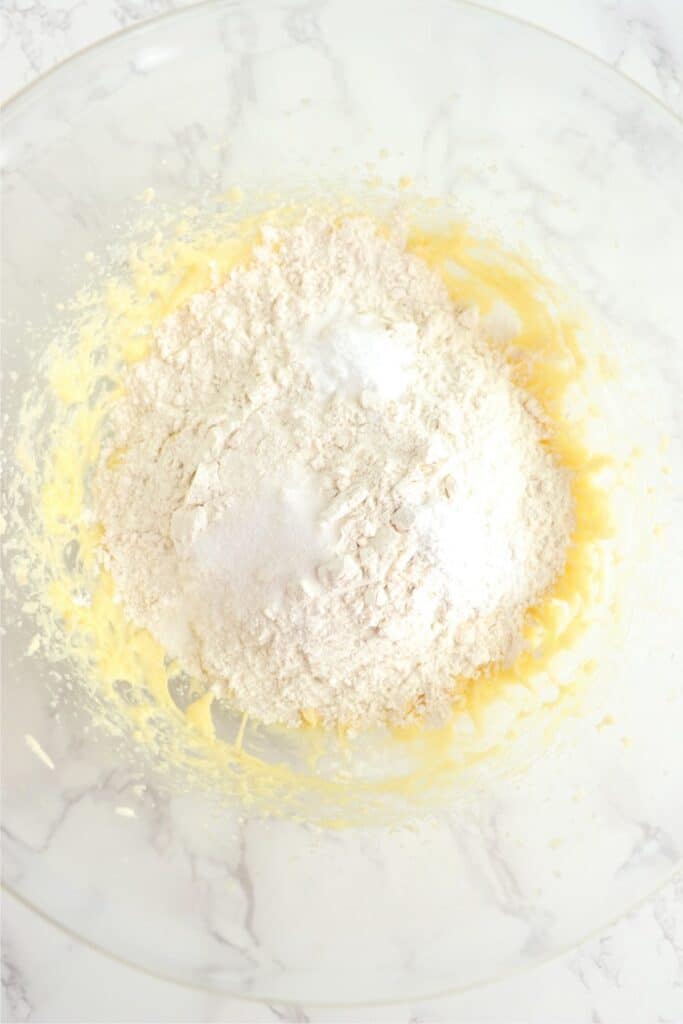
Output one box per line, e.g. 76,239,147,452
1,0,682,117
2,1,683,1021
2,873,683,1024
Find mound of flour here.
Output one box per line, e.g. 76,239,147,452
94,215,573,728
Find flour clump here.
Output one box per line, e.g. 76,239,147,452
94,215,573,728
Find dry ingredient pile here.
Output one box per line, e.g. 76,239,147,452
94,216,573,729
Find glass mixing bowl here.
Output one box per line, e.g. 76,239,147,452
2,0,683,1005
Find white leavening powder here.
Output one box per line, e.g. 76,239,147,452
94,215,573,728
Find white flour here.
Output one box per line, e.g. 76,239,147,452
94,215,573,728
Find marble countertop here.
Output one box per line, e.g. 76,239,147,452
2,2,682,1021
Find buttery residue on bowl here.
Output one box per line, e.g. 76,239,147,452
7,195,617,823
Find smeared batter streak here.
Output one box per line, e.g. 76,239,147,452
10,198,614,826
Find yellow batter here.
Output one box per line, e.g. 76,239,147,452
11,195,615,826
